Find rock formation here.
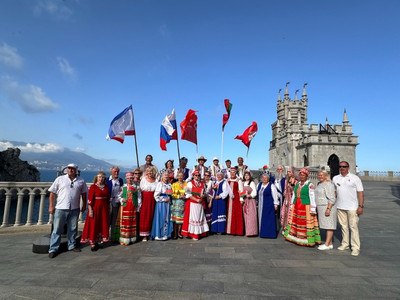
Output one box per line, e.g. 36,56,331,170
0,148,40,182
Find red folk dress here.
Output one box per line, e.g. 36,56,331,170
81,184,110,245
226,179,244,236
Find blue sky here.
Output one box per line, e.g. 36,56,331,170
0,0,399,171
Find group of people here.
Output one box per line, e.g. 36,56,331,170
47,156,364,258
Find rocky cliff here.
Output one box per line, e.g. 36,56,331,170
0,148,40,182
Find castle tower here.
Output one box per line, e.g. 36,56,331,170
269,84,359,175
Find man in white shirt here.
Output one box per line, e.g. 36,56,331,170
333,161,364,256
48,163,88,258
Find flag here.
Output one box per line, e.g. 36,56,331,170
235,121,258,148
160,109,178,151
222,99,232,129
180,109,197,144
106,105,135,143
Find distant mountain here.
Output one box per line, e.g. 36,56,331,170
2,140,127,171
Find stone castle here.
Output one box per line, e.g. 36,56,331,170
268,83,359,177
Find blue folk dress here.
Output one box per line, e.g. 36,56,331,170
256,182,278,238
211,179,229,233
151,181,173,240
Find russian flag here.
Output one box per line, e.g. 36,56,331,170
106,105,135,143
160,109,178,151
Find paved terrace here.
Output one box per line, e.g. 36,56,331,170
0,181,399,299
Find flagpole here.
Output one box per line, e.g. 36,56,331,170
132,110,140,168
244,145,250,166
196,144,198,161
221,129,224,167
176,138,181,165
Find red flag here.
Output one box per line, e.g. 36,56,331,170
235,121,258,148
222,99,232,129
180,109,198,144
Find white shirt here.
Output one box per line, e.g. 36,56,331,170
48,175,88,210
333,172,364,210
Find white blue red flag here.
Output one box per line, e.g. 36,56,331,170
160,109,178,150
106,105,135,143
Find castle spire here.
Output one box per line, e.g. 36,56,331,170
277,88,282,102
343,109,349,125
302,83,308,101
284,82,290,99
294,89,299,101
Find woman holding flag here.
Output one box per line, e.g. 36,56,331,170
151,172,173,241
182,170,209,240
171,171,187,239
242,171,258,236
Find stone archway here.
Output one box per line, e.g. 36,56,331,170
328,154,339,179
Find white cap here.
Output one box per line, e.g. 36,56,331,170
213,157,219,161
67,163,78,169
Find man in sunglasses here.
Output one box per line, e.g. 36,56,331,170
333,161,364,256
48,163,88,258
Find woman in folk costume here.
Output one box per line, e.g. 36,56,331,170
210,171,231,233
171,171,187,239
203,170,214,230
182,170,209,240
139,166,158,242
81,171,110,251
242,171,258,236
151,172,173,240
280,166,297,235
226,167,244,236
284,168,321,247
117,172,141,245
256,172,279,239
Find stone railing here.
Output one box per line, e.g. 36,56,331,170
359,171,400,182
0,182,89,228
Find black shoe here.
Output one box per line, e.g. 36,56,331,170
48,252,56,259
70,247,81,252
91,246,97,252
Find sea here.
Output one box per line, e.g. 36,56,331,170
40,169,100,183
0,170,100,225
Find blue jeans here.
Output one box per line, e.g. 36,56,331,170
49,208,80,253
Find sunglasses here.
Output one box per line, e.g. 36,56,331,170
339,166,349,168
70,181,74,188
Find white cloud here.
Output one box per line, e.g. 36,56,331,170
57,56,77,79
74,147,85,152
0,77,59,113
0,43,23,69
33,0,73,20
0,141,64,153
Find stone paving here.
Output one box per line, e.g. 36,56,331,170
0,181,399,299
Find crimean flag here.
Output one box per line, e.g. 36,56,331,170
160,109,178,151
235,121,258,148
180,109,198,144
106,105,135,143
222,99,232,129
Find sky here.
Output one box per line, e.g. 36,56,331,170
0,0,399,172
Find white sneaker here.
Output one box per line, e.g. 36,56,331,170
351,249,360,256
318,244,331,250
329,244,333,249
